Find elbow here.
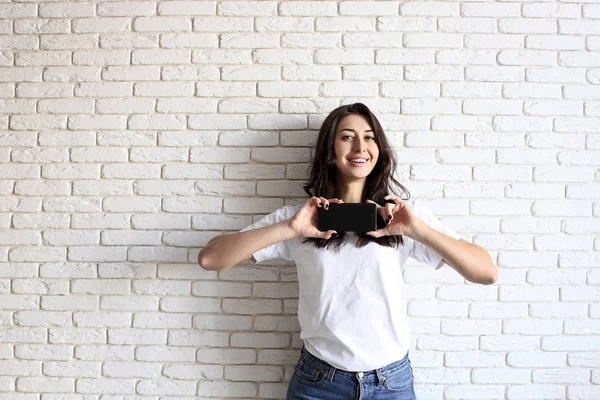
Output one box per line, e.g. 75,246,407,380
465,263,498,285
474,247,498,285
198,247,230,271
482,264,499,285
198,249,214,271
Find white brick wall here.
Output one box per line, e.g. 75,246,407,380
0,1,598,399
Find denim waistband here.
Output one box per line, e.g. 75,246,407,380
300,345,410,381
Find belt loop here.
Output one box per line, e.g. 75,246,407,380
327,365,336,382
376,368,385,387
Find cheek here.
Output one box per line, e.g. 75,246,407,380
371,146,379,159
334,142,348,157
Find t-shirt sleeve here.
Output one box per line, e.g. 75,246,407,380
408,199,463,270
239,205,297,264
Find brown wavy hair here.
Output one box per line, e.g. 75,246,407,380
302,103,411,251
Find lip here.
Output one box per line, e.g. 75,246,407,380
348,158,369,166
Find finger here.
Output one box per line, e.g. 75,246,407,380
384,194,405,206
366,199,382,209
326,230,337,239
313,197,322,208
318,196,327,209
366,229,385,238
384,203,395,222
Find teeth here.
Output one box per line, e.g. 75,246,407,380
350,159,366,163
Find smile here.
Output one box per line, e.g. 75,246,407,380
348,158,369,166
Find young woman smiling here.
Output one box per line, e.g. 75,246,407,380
199,103,498,400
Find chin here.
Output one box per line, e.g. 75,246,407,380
345,170,373,179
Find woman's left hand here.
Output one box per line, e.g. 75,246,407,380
365,195,419,238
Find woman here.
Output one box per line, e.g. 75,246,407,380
199,103,498,399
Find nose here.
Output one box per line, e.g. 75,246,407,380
353,139,367,153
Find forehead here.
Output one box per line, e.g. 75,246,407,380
336,114,372,132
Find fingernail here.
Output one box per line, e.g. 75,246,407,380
325,204,329,209
331,232,337,238
387,216,392,220
318,202,322,207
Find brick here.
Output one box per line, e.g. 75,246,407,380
218,1,276,17
39,3,94,18
159,1,215,16
49,329,106,345
16,377,73,393
282,33,341,49
15,344,72,361
530,303,587,318
194,17,251,32
220,33,278,49
108,328,167,345
97,2,155,17
225,365,283,382
74,345,132,360
231,332,289,348
279,2,337,16
316,17,375,32
102,361,161,378
74,312,131,328
133,17,191,32
135,346,195,362
76,378,135,394
164,363,223,380
43,361,100,378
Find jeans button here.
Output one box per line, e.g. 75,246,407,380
358,372,364,378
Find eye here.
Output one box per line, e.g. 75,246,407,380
341,135,375,141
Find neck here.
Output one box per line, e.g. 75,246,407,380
335,178,366,203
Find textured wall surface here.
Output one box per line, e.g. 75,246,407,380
1,0,599,399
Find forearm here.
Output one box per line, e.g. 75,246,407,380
407,220,498,285
198,220,298,271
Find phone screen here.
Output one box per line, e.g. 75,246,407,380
317,203,385,232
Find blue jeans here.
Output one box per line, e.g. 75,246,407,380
286,346,417,400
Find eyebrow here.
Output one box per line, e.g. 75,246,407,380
338,128,374,134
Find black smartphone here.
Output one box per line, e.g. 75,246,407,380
318,203,387,232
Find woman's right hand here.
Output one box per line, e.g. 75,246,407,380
287,196,343,239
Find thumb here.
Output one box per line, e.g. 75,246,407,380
325,230,338,239
366,229,383,238
366,199,381,208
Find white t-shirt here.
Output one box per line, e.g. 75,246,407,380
239,198,462,372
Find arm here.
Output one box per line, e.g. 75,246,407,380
407,220,498,285
198,220,297,271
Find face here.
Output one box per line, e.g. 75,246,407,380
333,114,379,181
